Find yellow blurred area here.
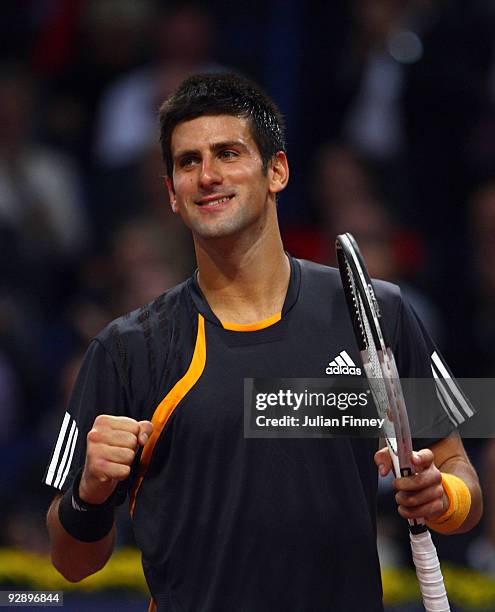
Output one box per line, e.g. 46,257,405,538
1,547,495,608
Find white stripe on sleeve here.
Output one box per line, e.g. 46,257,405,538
431,366,465,425
54,420,77,489
44,412,71,487
433,384,460,427
59,427,79,490
431,351,474,417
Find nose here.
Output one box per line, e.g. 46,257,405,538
199,157,222,189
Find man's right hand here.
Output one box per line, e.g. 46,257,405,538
79,415,153,505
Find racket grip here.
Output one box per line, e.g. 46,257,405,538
410,530,450,611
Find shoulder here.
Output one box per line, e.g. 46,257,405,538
297,258,402,306
85,279,194,413
295,258,404,344
95,279,192,368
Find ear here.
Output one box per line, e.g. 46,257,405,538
268,151,289,196
166,176,178,213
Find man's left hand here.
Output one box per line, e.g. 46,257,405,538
374,447,449,521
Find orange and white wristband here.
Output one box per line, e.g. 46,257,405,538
426,473,471,534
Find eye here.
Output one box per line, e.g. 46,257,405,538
218,150,238,160
179,155,200,168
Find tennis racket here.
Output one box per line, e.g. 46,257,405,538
335,232,450,612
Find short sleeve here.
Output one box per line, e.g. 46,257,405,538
43,339,130,498
392,295,474,444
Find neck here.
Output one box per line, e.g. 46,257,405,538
194,209,290,325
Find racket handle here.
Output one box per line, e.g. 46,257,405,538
409,530,450,611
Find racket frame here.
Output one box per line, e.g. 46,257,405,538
336,232,451,612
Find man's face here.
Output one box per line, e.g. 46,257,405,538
168,115,277,240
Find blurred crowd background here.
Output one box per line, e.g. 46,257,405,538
1,0,495,598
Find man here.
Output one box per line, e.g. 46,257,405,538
45,73,482,611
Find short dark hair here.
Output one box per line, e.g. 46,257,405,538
159,72,286,177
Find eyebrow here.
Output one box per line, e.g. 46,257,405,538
174,140,247,161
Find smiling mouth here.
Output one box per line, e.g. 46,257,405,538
195,195,235,207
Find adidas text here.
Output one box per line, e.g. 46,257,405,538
326,364,362,376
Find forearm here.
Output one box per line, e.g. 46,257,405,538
46,416,152,581
47,495,116,582
435,454,483,534
430,434,483,534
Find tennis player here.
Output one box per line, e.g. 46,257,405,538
45,73,482,611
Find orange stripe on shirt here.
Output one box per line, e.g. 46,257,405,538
221,311,281,332
129,314,206,517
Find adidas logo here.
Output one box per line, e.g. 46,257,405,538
326,351,362,376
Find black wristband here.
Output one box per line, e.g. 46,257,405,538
58,470,116,543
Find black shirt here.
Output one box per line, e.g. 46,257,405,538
44,257,467,611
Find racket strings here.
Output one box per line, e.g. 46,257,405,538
358,293,389,413
346,262,381,376
346,262,397,438
344,261,381,377
344,262,367,349
346,261,401,467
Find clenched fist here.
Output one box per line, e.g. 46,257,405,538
79,415,153,505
